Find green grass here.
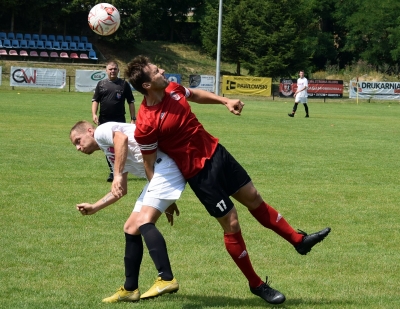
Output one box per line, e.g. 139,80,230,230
0,90,399,309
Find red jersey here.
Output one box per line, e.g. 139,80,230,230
134,82,219,179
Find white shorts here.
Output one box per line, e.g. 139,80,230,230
133,151,186,213
295,94,308,104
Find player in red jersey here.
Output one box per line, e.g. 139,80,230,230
123,56,331,304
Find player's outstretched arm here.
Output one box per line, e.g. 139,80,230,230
188,88,244,116
76,191,121,216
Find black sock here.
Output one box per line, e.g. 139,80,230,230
124,233,143,291
105,156,113,173
292,103,298,113
304,103,309,115
139,223,173,281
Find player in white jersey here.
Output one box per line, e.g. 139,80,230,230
288,70,309,118
69,121,185,303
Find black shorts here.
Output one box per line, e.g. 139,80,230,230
187,144,251,218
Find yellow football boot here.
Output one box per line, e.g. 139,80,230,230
102,286,140,303
140,277,179,299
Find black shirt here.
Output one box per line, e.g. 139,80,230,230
92,78,135,121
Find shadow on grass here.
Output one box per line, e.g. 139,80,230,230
142,294,358,308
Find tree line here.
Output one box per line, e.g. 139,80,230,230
1,0,400,78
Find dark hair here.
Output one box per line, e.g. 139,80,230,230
125,55,152,95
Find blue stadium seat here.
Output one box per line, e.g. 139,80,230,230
7,33,15,40
15,33,24,40
3,39,11,48
28,40,36,49
69,42,78,51
32,34,40,41
0,32,6,40
24,33,31,41
45,41,53,49
36,40,45,49
80,36,88,43
85,43,93,51
61,41,69,50
89,50,98,61
48,35,56,42
0,40,3,48
11,39,20,48
72,35,80,43
19,40,28,49
40,34,48,41
52,41,61,50
64,35,72,43
77,42,85,51
56,35,64,42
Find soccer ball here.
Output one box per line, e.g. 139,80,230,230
88,3,120,36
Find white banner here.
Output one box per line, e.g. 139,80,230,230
189,75,215,92
10,67,66,88
349,80,400,100
75,69,108,92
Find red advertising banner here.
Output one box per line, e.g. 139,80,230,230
280,79,343,98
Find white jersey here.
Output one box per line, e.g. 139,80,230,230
296,77,308,98
94,122,186,207
95,122,145,178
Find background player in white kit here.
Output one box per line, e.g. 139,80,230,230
288,70,309,118
69,121,185,302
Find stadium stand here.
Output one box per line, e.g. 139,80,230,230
20,40,28,49
28,40,36,49
85,43,93,51
3,39,11,48
77,42,86,51
11,39,20,48
60,52,69,59
52,41,61,50
61,42,69,50
45,41,52,49
36,41,45,49
69,42,78,51
29,50,39,57
89,50,98,61
20,50,28,57
1,32,97,63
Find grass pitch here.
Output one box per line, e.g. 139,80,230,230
0,90,399,309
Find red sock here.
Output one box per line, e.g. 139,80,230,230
250,202,303,245
224,230,263,288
